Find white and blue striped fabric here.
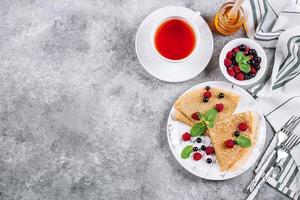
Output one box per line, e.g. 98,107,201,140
244,0,300,48
243,0,300,199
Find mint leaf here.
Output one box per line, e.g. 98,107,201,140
239,63,251,73
190,122,206,137
235,52,244,63
206,121,214,128
197,112,203,119
181,145,193,159
242,56,250,63
236,134,252,148
201,108,218,128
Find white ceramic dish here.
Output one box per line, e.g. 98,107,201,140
135,6,213,82
219,38,267,86
167,81,266,180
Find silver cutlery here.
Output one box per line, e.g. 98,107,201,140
246,132,300,200
247,116,300,192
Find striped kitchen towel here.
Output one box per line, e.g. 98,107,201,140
244,0,300,198
253,101,300,199
243,0,300,48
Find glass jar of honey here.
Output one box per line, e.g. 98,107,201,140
214,2,244,35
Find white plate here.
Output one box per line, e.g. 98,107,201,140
135,6,213,82
167,81,266,180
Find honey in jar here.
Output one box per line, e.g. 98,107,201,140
214,2,244,35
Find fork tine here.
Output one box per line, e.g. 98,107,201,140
286,117,300,135
283,117,300,134
295,139,300,147
281,116,295,131
288,137,300,149
294,138,300,146
284,134,296,147
284,134,300,151
282,116,299,132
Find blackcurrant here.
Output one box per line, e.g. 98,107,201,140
254,65,261,70
200,145,206,151
218,92,225,99
193,147,198,151
232,59,237,65
203,97,209,103
249,49,257,56
234,131,240,137
254,56,261,63
252,62,259,67
196,137,202,143
239,44,246,51
245,74,251,80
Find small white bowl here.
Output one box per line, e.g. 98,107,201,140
219,38,267,86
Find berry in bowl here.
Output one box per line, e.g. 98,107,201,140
219,38,267,86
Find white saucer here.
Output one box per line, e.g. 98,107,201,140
135,6,214,82
167,81,266,180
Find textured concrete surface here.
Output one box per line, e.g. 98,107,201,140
0,0,288,200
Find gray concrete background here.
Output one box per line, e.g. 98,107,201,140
0,0,288,199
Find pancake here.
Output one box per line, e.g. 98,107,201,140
208,112,256,171
174,109,194,127
174,87,240,126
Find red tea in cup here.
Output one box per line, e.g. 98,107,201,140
154,18,196,61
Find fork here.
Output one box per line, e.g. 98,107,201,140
247,116,300,192
246,132,300,200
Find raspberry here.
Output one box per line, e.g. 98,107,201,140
227,67,235,77
191,112,200,121
224,139,235,148
224,58,232,67
233,65,241,73
193,152,202,161
215,103,224,112
249,55,254,61
232,47,239,53
203,91,212,98
250,67,257,74
226,51,233,59
239,123,248,131
205,146,215,155
182,132,191,141
235,73,245,80
245,46,250,52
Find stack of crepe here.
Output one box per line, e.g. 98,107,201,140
173,87,256,171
